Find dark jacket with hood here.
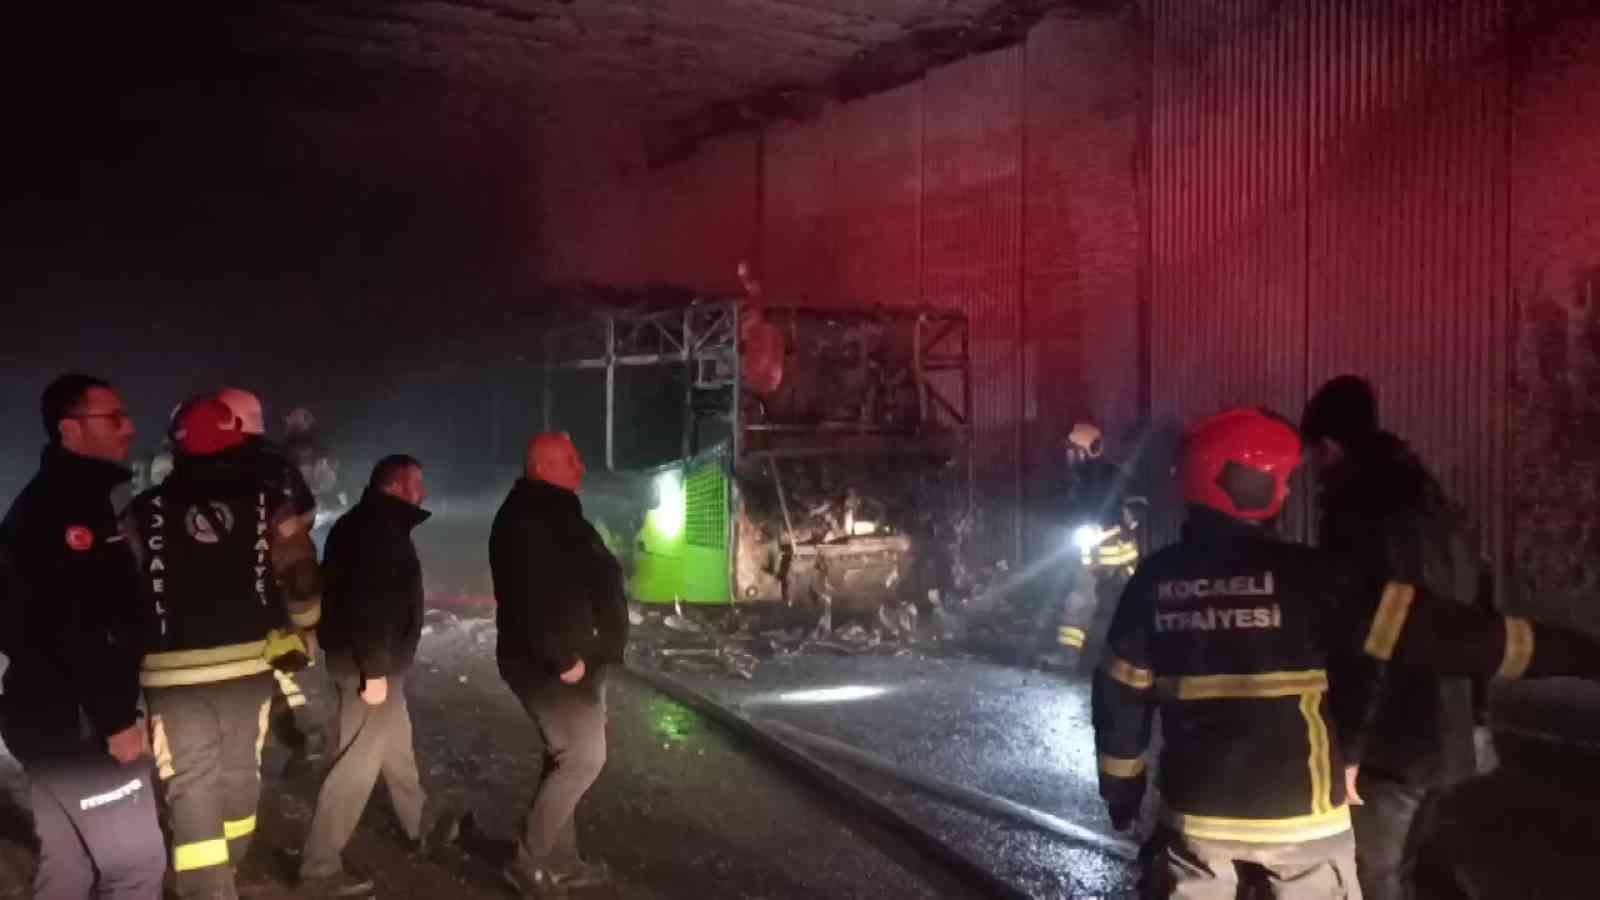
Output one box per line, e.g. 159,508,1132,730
1317,430,1488,788
490,477,628,682
318,488,430,679
0,445,144,761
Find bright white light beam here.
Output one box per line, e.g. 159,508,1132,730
773,685,891,704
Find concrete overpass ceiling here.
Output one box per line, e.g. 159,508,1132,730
211,0,1103,157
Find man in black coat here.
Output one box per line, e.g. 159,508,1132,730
298,455,432,895
1303,375,1491,900
0,374,165,899
491,432,628,897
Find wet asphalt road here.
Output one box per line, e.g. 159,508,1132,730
0,617,965,900
647,647,1600,900
644,651,1140,899
5,615,1597,898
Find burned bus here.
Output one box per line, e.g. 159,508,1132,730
543,299,973,614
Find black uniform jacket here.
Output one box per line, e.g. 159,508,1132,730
124,446,322,688
1093,506,1600,845
0,446,144,761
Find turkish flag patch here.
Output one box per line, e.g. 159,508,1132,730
65,525,94,552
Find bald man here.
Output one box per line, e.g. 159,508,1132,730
489,433,627,896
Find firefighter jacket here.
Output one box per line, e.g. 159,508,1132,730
491,477,628,681
124,446,322,688
1092,506,1600,845
0,446,145,761
1318,430,1487,788
1061,458,1127,529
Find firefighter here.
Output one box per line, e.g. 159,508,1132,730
1093,407,1600,899
125,396,322,898
1041,421,1139,669
218,388,328,765
283,407,347,544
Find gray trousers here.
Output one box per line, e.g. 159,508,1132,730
1351,774,1446,900
505,665,608,872
27,749,166,899
147,673,275,900
1143,828,1362,900
300,658,425,880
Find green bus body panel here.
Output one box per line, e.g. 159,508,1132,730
628,460,730,605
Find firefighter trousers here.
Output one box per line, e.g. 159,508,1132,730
148,673,274,900
269,668,326,758
25,748,166,899
1142,828,1362,900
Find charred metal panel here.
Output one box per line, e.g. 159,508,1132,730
1147,0,1314,544
923,46,1025,562
1022,14,1146,519
829,83,923,309
761,119,836,306
1304,2,1510,595
644,133,761,293
1509,6,1600,625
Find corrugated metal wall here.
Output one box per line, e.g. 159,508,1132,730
1022,14,1145,474
830,83,924,308
1507,5,1600,624
761,120,836,305
1149,0,1314,540
1150,0,1511,561
1304,2,1509,581
643,133,761,293
540,170,645,286
923,47,1026,561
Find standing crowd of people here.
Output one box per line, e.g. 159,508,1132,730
4,368,1600,900
0,375,625,899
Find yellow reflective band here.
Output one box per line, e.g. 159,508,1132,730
1105,656,1154,690
151,716,175,781
141,658,273,688
1300,690,1332,814
173,838,229,872
1094,540,1140,566
1498,617,1535,679
224,816,256,840
1363,582,1416,661
1166,806,1352,844
144,641,268,670
256,699,271,768
1098,753,1146,778
1160,669,1328,701
1058,627,1086,649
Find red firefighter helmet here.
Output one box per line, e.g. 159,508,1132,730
1179,407,1302,520
171,395,245,457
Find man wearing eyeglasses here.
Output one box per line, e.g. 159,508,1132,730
0,373,166,899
